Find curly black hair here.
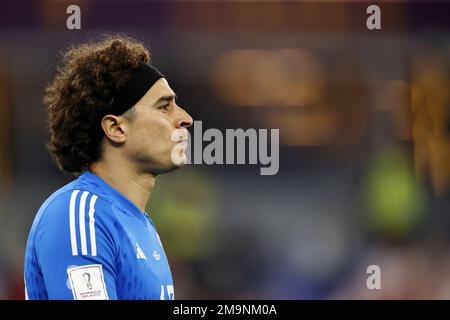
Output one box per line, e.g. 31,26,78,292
44,35,150,175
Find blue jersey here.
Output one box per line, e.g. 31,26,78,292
24,171,174,300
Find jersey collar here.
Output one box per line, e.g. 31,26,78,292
80,171,149,223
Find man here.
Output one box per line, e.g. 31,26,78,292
24,36,193,300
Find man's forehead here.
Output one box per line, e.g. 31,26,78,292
139,78,175,104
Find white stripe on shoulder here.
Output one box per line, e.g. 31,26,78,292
88,194,98,256
69,190,80,256
79,191,89,256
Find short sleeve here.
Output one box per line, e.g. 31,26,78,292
32,190,118,300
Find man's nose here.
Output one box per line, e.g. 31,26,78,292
176,107,193,129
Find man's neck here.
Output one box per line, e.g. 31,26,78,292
89,160,156,213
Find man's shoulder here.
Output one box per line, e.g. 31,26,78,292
27,179,121,264
35,179,115,227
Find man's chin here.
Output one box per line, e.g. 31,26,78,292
171,158,187,169
150,157,187,176
170,148,187,167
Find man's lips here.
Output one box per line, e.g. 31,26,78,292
178,141,188,149
174,139,187,148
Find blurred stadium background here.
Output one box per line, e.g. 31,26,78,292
0,0,449,299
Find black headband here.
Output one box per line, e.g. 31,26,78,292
110,62,165,116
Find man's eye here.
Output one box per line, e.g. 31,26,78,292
159,104,170,111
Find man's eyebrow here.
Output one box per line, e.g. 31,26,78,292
155,94,177,104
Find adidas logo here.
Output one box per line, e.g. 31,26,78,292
136,243,147,260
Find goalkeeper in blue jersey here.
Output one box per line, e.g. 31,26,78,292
24,35,193,300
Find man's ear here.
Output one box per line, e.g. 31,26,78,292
100,114,127,144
